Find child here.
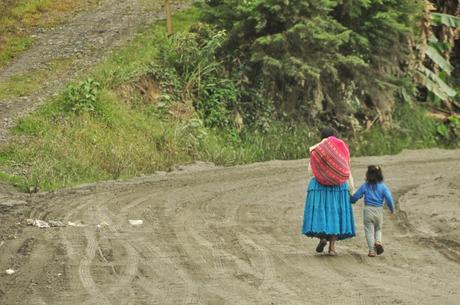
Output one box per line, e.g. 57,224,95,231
350,165,394,257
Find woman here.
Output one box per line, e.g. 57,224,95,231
302,128,356,255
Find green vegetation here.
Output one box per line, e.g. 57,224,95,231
197,0,423,127
350,102,439,156
418,11,459,104
0,3,458,192
0,57,75,99
0,8,314,192
0,9,202,191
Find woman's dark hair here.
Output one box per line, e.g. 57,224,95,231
366,165,384,184
320,127,338,139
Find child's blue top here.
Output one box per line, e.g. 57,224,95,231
350,182,394,213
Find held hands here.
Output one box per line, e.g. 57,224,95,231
348,190,355,204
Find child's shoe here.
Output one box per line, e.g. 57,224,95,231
368,251,376,257
374,242,384,255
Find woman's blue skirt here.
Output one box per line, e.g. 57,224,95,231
302,178,355,240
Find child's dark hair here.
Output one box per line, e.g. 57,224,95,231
320,127,338,139
366,165,384,184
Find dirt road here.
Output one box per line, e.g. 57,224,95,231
0,149,459,305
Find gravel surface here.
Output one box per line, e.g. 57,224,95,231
0,0,190,142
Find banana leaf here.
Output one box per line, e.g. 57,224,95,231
431,13,460,28
425,45,454,75
417,66,457,101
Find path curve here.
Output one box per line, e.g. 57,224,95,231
0,149,459,304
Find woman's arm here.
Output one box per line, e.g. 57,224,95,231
348,173,355,192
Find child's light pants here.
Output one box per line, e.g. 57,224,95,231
363,205,383,252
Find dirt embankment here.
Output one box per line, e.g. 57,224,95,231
0,148,459,305
0,0,190,142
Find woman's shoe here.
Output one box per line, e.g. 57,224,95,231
368,252,376,257
315,239,327,253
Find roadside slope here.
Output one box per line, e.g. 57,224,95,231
0,0,188,141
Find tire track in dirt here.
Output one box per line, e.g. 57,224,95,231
238,234,305,304
51,191,111,305
0,149,459,305
94,206,139,304
117,187,204,304
79,228,112,305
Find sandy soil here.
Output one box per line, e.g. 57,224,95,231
0,148,458,305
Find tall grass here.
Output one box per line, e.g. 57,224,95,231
200,124,315,165
3,89,197,191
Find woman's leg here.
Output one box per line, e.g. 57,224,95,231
328,235,337,255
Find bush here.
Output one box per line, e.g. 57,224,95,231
436,116,460,145
61,78,102,115
147,29,240,129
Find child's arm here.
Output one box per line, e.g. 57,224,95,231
382,184,395,213
350,184,365,204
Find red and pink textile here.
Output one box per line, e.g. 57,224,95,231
309,136,350,186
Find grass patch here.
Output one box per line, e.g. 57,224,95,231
0,0,99,68
0,171,25,188
1,89,199,191
0,57,75,99
0,36,33,67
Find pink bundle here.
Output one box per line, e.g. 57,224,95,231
309,136,350,186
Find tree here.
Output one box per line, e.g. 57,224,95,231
199,0,422,130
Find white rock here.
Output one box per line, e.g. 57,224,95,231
67,221,86,227
128,220,143,226
26,219,50,228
